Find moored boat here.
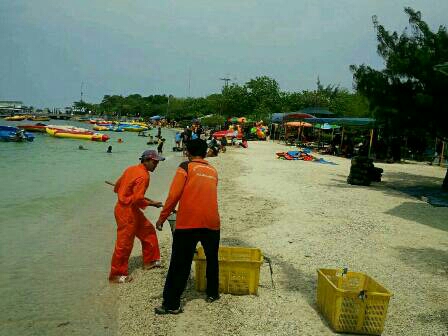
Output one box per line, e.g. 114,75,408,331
0,126,35,142
93,125,110,131
119,124,149,132
28,116,51,121
18,123,48,132
46,125,92,135
52,130,109,142
4,115,28,121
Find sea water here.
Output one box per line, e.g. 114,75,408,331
0,120,183,335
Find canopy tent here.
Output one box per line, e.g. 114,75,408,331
149,115,164,120
305,117,377,157
298,107,335,116
271,112,315,123
304,117,376,127
284,113,315,121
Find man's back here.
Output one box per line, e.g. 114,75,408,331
115,164,149,206
161,159,220,230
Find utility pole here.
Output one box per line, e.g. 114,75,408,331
80,82,84,103
220,77,230,88
166,95,170,118
188,68,191,97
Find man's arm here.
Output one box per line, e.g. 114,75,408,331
156,168,187,230
113,175,123,193
144,197,163,208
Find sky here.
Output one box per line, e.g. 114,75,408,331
1,0,447,108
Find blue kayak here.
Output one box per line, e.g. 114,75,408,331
0,125,35,142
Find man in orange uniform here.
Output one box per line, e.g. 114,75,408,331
154,139,220,314
109,150,165,284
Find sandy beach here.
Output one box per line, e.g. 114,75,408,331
117,141,448,336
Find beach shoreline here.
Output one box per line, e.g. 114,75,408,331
118,140,448,335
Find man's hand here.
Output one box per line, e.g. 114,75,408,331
145,198,163,208
156,219,164,231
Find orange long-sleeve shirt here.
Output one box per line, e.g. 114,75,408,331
114,163,151,209
159,159,220,230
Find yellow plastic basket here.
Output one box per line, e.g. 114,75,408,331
194,246,263,295
317,269,392,335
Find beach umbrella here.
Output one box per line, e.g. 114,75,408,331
285,121,312,127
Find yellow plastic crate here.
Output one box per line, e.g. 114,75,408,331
194,246,263,295
317,269,392,335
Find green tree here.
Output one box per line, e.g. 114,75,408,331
220,83,251,118
245,76,281,119
351,7,448,189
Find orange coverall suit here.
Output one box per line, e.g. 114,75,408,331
109,163,160,279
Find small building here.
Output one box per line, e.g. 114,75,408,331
0,101,24,115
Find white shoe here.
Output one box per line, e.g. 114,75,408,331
143,260,162,270
109,275,133,283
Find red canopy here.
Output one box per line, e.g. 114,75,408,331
284,113,314,120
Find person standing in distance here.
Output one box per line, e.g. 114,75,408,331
155,139,221,314
109,150,165,283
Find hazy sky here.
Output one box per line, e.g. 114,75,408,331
1,1,447,107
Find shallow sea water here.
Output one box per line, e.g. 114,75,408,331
0,120,183,335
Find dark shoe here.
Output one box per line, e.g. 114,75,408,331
205,295,220,303
154,305,183,315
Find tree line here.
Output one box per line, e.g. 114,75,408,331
74,7,447,187
73,76,370,122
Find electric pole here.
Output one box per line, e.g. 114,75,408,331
220,77,230,88
80,82,85,103
187,68,191,97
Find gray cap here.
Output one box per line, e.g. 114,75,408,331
140,149,165,161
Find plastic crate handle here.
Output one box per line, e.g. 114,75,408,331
263,255,275,289
358,289,367,300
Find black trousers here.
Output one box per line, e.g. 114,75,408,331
162,228,220,310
